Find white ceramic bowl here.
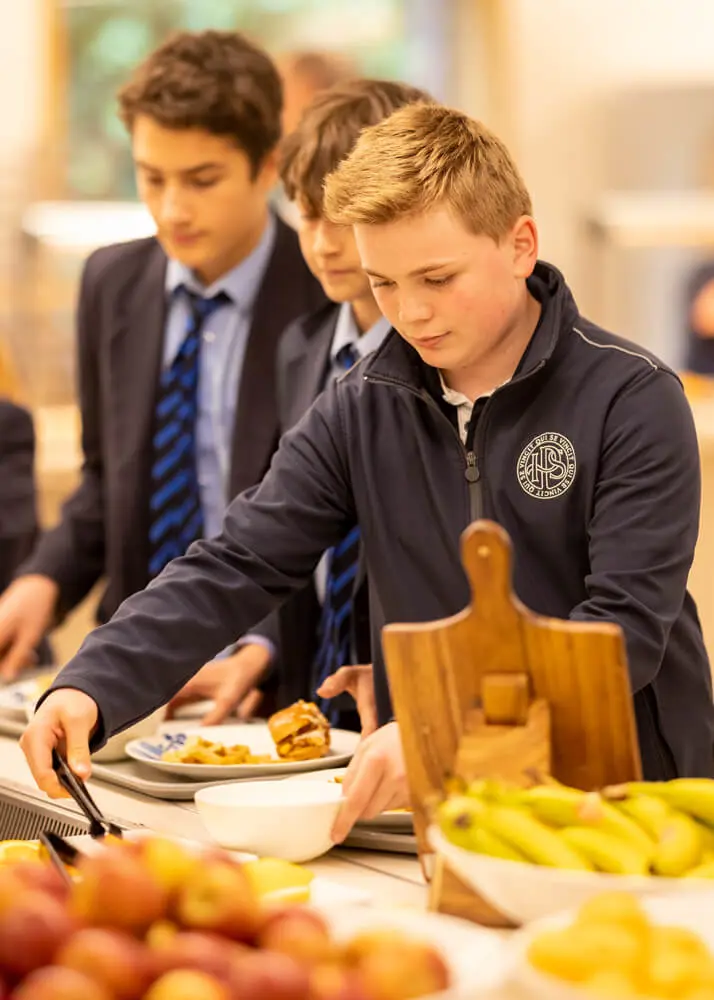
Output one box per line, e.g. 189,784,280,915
195,779,344,863
508,894,714,998
428,825,714,925
91,708,168,763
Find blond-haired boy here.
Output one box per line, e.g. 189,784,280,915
171,79,431,729
24,104,713,841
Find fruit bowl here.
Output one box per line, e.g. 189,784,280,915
195,779,344,862
428,826,714,925
508,893,714,998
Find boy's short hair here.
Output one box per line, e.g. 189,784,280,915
323,103,533,240
279,78,433,217
118,30,283,175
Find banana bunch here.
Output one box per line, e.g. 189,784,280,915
436,777,714,877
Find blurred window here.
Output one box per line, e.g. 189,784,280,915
58,0,451,199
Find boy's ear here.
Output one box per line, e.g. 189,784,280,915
511,215,538,278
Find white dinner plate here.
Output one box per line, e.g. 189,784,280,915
287,767,414,831
125,723,360,780
0,669,58,720
319,904,509,998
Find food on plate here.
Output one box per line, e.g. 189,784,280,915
436,775,714,877
268,700,331,761
161,735,274,766
528,891,714,998
159,700,331,766
0,833,452,999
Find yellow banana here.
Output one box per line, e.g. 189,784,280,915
477,805,593,870
684,860,714,879
614,781,714,826
436,795,484,850
512,785,654,853
470,827,528,863
615,794,672,839
559,826,650,875
651,812,704,877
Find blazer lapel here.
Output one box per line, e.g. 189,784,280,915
282,308,338,431
108,241,167,553
229,217,323,496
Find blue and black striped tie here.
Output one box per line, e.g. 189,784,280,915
314,342,361,721
147,290,229,579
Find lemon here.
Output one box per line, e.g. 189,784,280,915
242,857,315,903
0,840,41,864
575,892,649,936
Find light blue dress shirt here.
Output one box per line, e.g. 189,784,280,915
163,214,276,657
163,214,276,537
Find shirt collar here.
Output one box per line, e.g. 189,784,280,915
438,370,510,408
165,212,277,313
330,301,392,365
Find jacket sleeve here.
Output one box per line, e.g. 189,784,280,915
42,382,354,744
19,253,107,613
569,368,701,693
0,403,38,593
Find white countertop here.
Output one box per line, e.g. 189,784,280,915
0,733,428,908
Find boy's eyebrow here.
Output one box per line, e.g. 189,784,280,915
365,262,455,279
135,160,224,176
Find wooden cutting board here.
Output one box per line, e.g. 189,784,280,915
381,519,642,923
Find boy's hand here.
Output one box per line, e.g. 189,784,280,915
316,663,377,735
0,575,58,680
330,721,409,842
167,643,271,725
20,688,99,798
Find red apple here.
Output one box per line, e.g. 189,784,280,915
130,837,204,896
11,861,71,903
0,869,27,916
352,941,451,1000
71,847,169,935
309,964,371,1000
0,893,77,978
258,907,335,966
143,969,231,1000
55,927,154,1000
228,949,311,1000
149,930,246,981
174,859,261,942
11,966,112,1000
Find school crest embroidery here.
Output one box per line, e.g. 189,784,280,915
517,432,576,500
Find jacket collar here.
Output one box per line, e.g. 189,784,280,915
363,260,579,394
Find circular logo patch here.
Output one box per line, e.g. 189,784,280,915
517,432,576,500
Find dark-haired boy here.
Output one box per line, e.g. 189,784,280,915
0,30,324,684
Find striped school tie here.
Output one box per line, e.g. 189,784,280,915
314,342,361,721
147,289,229,579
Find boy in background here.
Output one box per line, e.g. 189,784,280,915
170,79,432,729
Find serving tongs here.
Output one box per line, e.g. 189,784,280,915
37,830,77,888
51,748,123,839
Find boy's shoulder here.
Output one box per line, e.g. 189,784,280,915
279,300,340,357
82,236,165,292
567,316,678,382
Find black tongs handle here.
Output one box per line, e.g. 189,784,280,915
38,830,76,887
51,748,122,839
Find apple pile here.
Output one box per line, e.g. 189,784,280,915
0,836,451,1000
